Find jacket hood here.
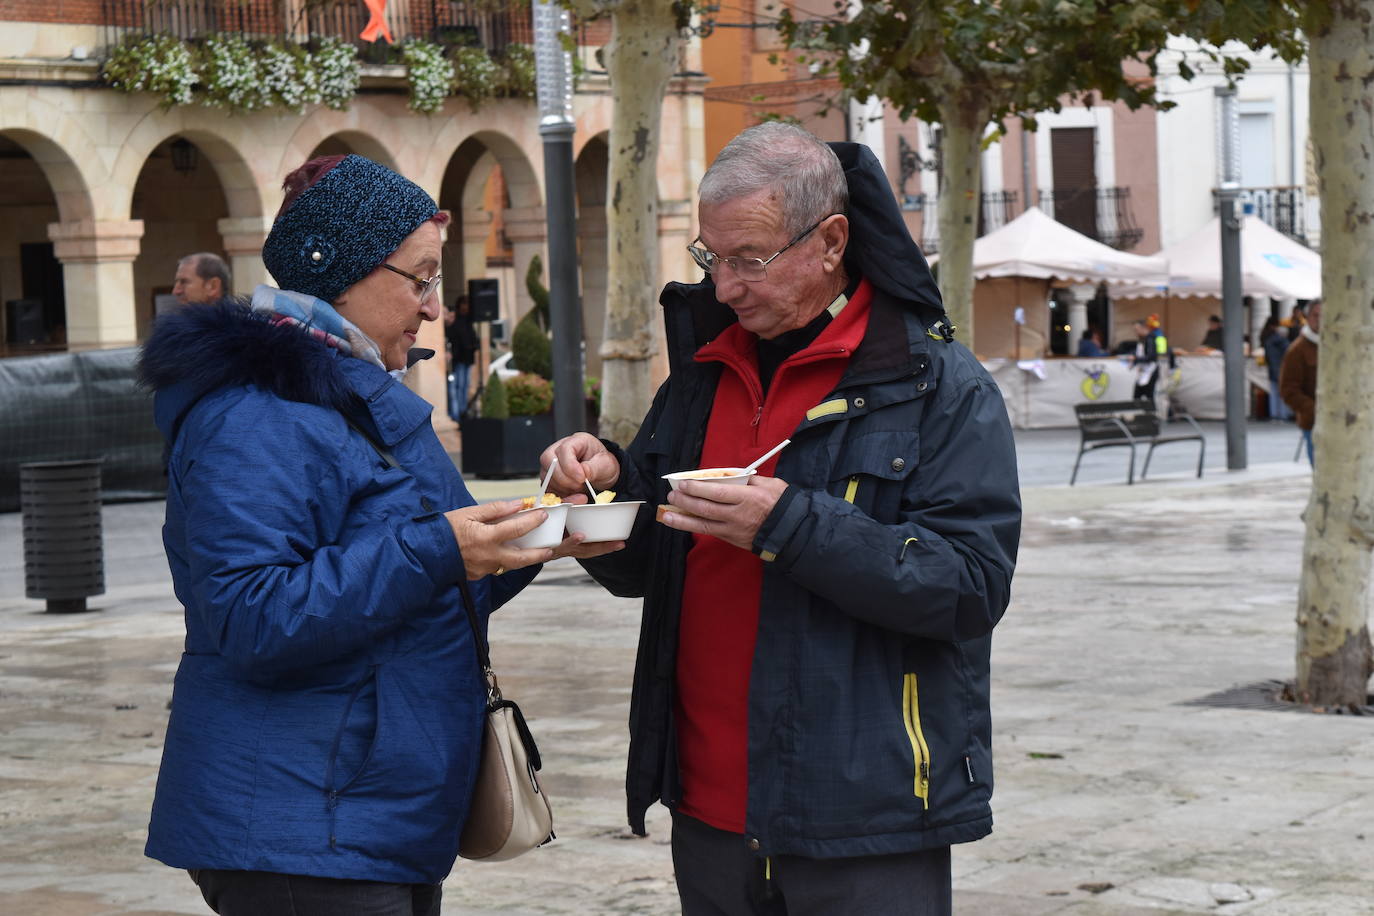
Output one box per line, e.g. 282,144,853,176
829,141,945,323
660,140,949,371
138,299,357,440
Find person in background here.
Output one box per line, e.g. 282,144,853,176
173,252,231,305
445,294,479,422
1076,326,1107,357
1200,314,1224,350
541,123,1020,915
1287,303,1306,342
1280,298,1321,463
1131,315,1170,403
1260,315,1291,421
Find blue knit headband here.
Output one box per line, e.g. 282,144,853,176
262,155,438,304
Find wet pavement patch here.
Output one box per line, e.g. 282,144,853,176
1182,679,1374,715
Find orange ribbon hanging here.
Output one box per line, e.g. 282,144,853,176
359,0,393,44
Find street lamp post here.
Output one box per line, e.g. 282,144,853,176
533,0,585,439
1216,87,1247,470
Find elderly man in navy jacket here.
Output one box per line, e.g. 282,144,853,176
543,123,1021,915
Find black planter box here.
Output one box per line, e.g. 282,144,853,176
460,415,554,478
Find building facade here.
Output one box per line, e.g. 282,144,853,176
0,4,705,424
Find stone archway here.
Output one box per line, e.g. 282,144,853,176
128,136,233,339
111,117,271,338
575,133,609,379
438,131,544,328
0,126,113,349
305,131,399,171
0,132,81,352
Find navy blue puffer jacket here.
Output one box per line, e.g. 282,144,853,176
139,303,536,883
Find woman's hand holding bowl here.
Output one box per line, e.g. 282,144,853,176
445,497,625,579
445,499,558,579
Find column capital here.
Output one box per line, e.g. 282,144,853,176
47,219,144,263
502,207,548,244
460,209,494,244
216,216,272,257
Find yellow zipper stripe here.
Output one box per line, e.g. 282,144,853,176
806,398,848,421
902,673,931,808
843,476,859,504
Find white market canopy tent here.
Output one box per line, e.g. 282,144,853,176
960,205,1170,285
1115,214,1321,301
933,206,1168,359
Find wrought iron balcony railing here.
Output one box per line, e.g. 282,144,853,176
98,0,543,59
1210,185,1308,245
1037,186,1143,251
910,189,1020,256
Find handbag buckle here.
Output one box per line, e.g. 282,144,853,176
484,666,503,705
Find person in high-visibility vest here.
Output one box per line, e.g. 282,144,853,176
1131,314,1170,402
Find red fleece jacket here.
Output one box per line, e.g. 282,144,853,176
675,280,873,832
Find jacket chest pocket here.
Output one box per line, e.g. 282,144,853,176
828,429,919,525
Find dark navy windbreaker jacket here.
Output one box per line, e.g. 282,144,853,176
580,143,1022,858
138,305,536,883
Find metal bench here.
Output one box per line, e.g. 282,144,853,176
1070,400,1206,485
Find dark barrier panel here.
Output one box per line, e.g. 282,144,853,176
0,348,164,512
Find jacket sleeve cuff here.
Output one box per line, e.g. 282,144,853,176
404,512,465,586
754,485,804,563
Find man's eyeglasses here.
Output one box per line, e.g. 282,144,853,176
687,216,830,283
382,263,442,304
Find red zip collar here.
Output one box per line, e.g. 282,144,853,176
693,278,874,405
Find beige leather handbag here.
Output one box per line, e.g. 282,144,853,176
456,580,555,861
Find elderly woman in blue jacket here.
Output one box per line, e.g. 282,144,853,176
138,154,619,916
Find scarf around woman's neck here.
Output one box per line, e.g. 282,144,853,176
251,284,391,374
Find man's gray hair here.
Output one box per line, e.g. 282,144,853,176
699,122,848,238
179,252,232,292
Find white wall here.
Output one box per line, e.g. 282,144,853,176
1154,39,1312,251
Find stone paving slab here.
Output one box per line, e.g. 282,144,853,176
2,428,1371,914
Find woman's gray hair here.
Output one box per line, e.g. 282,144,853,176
699,122,847,237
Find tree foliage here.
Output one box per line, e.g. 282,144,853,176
776,0,1305,338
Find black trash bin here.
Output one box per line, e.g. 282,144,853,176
20,459,105,613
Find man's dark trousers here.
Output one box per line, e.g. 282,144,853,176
672,812,952,915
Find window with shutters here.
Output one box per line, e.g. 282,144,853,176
1050,127,1097,239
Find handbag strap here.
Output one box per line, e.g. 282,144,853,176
339,412,495,681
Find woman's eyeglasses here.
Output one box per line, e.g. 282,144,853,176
382,263,442,304
686,217,829,283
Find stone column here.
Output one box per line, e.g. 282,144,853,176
502,206,548,323
577,207,607,378
217,216,271,296
1068,283,1095,353
652,199,695,383
48,219,144,347
459,210,495,304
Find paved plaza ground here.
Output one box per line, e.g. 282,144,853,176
3,420,1372,915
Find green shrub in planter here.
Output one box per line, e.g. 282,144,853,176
505,372,554,417
481,371,509,419
511,313,552,381
524,254,550,330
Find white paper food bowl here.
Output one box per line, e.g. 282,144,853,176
565,500,646,542
508,503,570,549
662,468,756,491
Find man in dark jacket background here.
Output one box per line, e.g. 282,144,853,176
541,123,1020,914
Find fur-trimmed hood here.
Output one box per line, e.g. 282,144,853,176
138,299,357,442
